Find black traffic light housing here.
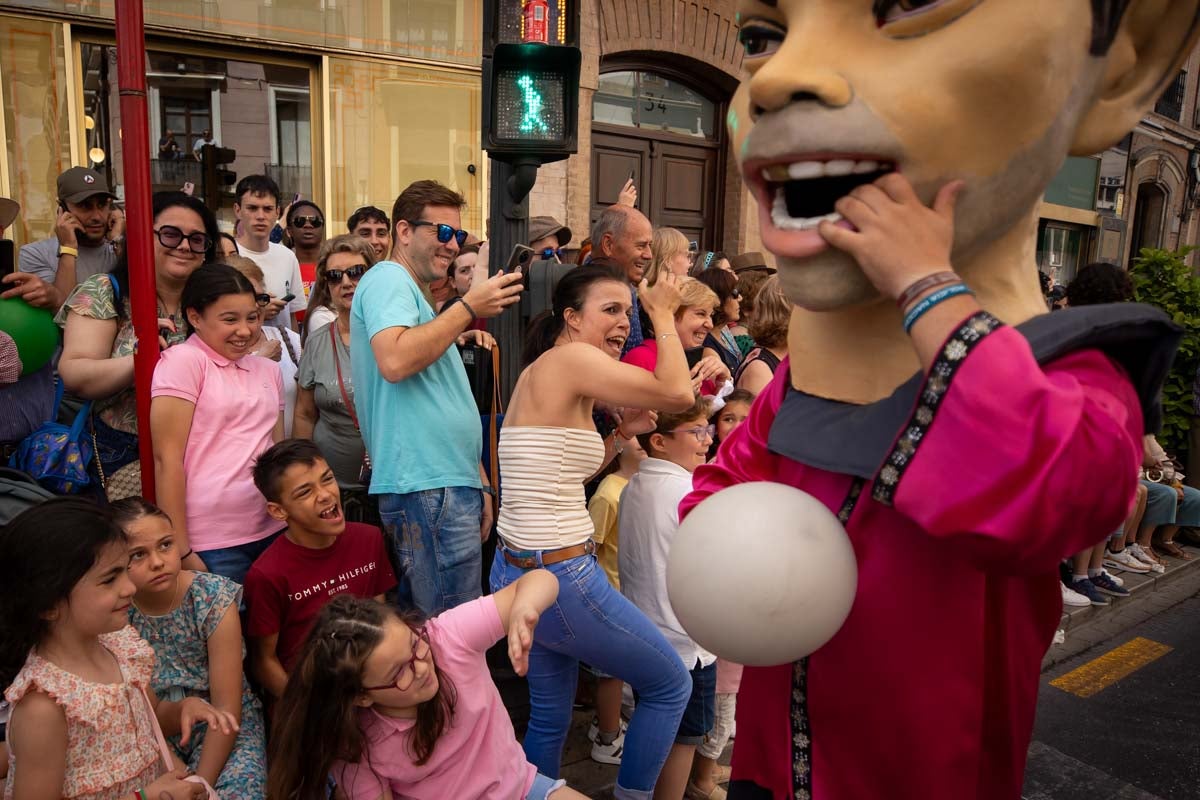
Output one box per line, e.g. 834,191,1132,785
482,1,581,164
200,144,237,209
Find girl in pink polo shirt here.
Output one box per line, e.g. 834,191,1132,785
266,571,591,800
151,263,285,586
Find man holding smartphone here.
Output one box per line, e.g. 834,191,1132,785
1,167,117,311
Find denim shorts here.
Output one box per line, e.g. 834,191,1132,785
677,660,717,745
527,772,568,800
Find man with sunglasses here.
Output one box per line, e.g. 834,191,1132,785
286,200,327,324
351,179,524,617
235,174,306,332
3,167,117,311
528,215,572,263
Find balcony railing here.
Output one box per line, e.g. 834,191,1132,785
265,164,313,204
151,158,203,190
1155,70,1187,122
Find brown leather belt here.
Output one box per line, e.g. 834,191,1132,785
502,539,596,569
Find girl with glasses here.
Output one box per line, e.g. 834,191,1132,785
57,191,219,500
293,236,379,524
266,573,594,800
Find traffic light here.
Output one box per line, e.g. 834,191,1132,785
200,144,236,209
483,1,580,163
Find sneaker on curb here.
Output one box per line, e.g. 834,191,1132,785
1089,571,1130,597
1100,568,1124,587
1105,548,1151,574
1069,578,1111,606
1061,582,1091,607
1128,544,1166,573
590,731,625,765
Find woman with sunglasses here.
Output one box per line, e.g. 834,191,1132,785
225,255,304,436
151,263,285,584
293,236,379,522
57,191,219,497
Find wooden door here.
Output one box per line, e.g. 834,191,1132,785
590,128,721,250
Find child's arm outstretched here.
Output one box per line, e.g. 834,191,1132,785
491,568,559,676
195,602,247,787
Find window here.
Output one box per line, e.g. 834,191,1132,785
594,70,717,139
1155,70,1186,122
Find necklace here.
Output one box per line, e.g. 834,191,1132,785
132,572,185,618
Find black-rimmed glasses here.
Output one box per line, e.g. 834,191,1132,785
253,292,271,307
361,626,431,692
407,220,468,247
154,225,211,254
325,265,368,283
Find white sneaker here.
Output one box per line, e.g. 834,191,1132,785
1061,582,1091,607
1128,544,1166,574
1100,569,1124,587
590,730,625,765
1105,548,1151,574
587,716,627,743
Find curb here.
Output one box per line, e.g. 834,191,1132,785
1043,542,1200,671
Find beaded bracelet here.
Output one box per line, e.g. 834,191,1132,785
896,271,959,309
902,283,973,334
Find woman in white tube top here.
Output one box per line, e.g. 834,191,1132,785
491,265,696,800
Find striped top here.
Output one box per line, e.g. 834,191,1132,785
497,426,607,551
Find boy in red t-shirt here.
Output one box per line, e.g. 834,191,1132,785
245,439,397,699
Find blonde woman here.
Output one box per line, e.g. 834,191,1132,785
622,276,731,396
645,226,691,285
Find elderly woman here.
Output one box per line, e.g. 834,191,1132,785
621,276,730,396
57,191,218,497
734,275,791,395
292,235,379,522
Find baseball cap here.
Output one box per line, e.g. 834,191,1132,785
0,196,17,231
57,167,114,205
528,216,572,248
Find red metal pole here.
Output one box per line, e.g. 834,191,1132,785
114,0,158,501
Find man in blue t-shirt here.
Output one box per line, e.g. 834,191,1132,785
350,179,522,616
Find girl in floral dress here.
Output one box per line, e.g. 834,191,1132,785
114,498,267,797
0,498,237,800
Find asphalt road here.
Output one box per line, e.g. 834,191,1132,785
1026,593,1200,800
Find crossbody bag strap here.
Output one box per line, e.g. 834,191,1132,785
488,344,503,490
330,323,359,430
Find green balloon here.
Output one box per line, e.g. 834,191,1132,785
0,297,59,375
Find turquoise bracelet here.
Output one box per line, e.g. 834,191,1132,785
902,283,973,334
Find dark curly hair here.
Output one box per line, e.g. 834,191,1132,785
1065,262,1132,307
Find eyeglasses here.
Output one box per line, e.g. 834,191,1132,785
253,292,271,307
539,247,563,260
325,265,368,283
361,626,431,692
666,424,715,443
407,220,468,247
154,225,211,254
291,215,324,229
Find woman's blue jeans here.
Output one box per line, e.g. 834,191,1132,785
490,544,691,800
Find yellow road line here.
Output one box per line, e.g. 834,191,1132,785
1050,637,1173,698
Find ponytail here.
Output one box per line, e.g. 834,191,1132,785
520,266,627,367
522,310,564,367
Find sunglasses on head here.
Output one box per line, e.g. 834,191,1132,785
407,219,468,247
154,225,211,254
291,215,324,229
325,265,368,283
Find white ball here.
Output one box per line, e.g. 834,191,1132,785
667,482,857,666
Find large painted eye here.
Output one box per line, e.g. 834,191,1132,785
738,20,785,58
873,0,980,35
873,0,942,24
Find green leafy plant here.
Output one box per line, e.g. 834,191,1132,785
1130,246,1200,454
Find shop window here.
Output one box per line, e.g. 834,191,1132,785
594,70,718,140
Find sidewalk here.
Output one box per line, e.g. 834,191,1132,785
1045,540,1200,670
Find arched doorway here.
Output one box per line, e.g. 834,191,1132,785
1130,182,1168,256
591,65,727,249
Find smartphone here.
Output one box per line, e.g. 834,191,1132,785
292,193,302,206
58,200,68,214
280,293,296,303
0,240,14,280
506,244,536,275
182,181,195,196
628,170,635,182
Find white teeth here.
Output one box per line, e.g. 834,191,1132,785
771,188,843,231
853,160,879,174
824,160,856,176
786,162,824,180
